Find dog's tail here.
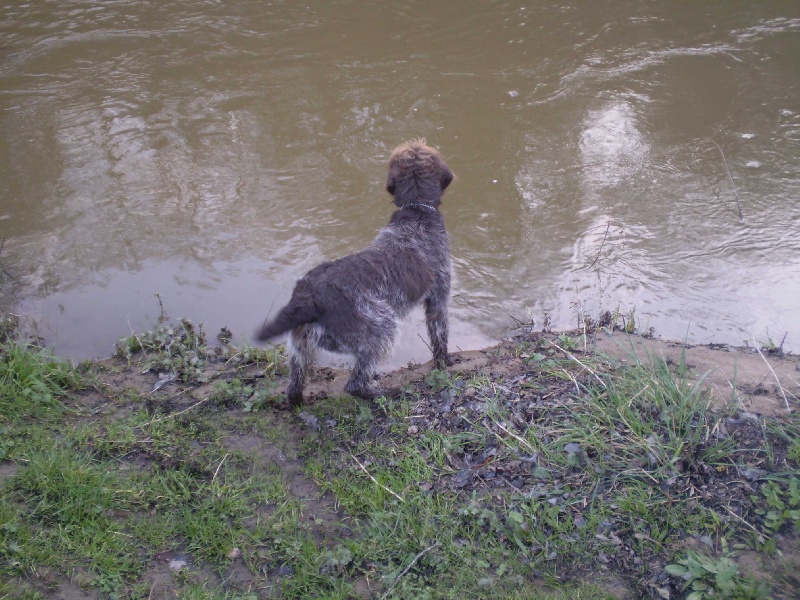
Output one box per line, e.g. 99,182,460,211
255,280,319,342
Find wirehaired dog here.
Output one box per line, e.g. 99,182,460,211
255,140,454,407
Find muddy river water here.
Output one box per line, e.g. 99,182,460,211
1,1,799,365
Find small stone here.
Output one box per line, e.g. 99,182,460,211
531,466,551,480
654,587,671,599
452,470,472,489
742,467,767,481
727,412,759,425
227,547,241,559
276,564,293,577
168,558,188,571
299,412,320,431
407,425,419,435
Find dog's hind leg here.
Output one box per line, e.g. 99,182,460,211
341,299,397,400
425,296,452,368
344,348,384,400
286,325,317,408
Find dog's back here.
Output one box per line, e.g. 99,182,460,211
256,210,445,341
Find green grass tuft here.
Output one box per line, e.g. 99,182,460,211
0,342,79,422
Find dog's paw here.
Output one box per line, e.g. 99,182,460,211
435,354,454,369
346,386,388,401
284,391,304,410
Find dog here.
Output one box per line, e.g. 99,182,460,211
255,139,454,407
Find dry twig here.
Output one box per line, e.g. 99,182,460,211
492,419,538,455
711,140,743,221
351,453,405,503
211,453,229,484
583,218,612,271
549,341,607,389
752,335,791,412
137,395,211,428
380,542,440,600
724,504,760,534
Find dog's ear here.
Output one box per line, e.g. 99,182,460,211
440,163,454,191
386,164,398,196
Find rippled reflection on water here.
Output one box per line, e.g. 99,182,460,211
1,1,799,360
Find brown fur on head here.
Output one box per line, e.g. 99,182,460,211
386,139,454,208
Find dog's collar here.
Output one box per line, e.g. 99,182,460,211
408,203,437,212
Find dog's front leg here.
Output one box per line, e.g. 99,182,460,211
425,296,452,368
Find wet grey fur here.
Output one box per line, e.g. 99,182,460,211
255,140,454,407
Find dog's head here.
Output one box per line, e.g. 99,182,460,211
386,139,453,208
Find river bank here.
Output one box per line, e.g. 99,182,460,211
1,318,799,598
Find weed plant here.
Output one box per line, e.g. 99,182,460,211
116,318,213,382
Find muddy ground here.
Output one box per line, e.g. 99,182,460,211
324,329,799,419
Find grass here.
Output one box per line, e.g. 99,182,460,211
0,342,78,423
0,323,798,598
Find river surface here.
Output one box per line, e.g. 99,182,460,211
1,1,799,365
